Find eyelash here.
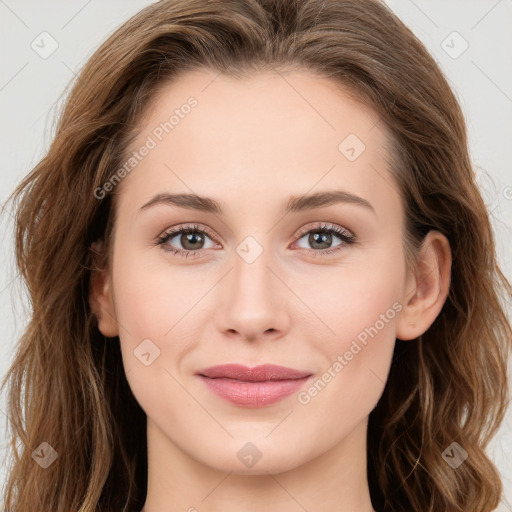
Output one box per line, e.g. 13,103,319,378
155,222,356,259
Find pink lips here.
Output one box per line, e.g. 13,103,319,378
196,364,313,408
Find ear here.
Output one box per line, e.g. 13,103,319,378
89,241,119,338
396,230,452,341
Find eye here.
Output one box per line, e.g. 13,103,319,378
155,222,356,259
292,222,356,257
156,224,218,258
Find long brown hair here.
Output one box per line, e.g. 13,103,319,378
2,0,511,510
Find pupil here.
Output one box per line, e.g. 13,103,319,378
182,231,203,250
310,231,331,249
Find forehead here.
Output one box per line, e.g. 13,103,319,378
137,67,385,144
116,68,400,219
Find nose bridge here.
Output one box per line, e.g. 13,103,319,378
214,238,290,340
233,244,273,302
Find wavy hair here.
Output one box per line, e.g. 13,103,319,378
2,0,511,510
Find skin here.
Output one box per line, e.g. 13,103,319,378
90,68,451,512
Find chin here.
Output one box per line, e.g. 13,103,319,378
195,439,308,476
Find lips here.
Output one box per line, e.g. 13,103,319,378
196,364,313,408
196,363,312,381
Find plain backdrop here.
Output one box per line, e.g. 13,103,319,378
0,0,511,508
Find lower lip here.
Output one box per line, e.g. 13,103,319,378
198,375,312,407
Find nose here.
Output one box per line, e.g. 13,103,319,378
213,247,291,343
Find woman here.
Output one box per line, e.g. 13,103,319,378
2,0,511,511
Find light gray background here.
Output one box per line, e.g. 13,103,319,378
1,0,511,508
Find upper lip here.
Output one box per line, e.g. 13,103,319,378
196,364,312,382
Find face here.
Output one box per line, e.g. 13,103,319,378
92,68,423,475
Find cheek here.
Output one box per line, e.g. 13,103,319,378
111,246,206,339
110,249,216,413
300,251,403,347
325,269,401,348
294,249,404,409
110,256,202,418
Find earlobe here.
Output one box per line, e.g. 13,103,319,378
89,248,119,338
396,231,452,341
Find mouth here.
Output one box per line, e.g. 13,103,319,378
195,363,313,407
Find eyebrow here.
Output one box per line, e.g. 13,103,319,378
139,190,375,215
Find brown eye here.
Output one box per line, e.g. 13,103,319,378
294,223,356,255
177,230,206,250
156,224,218,257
